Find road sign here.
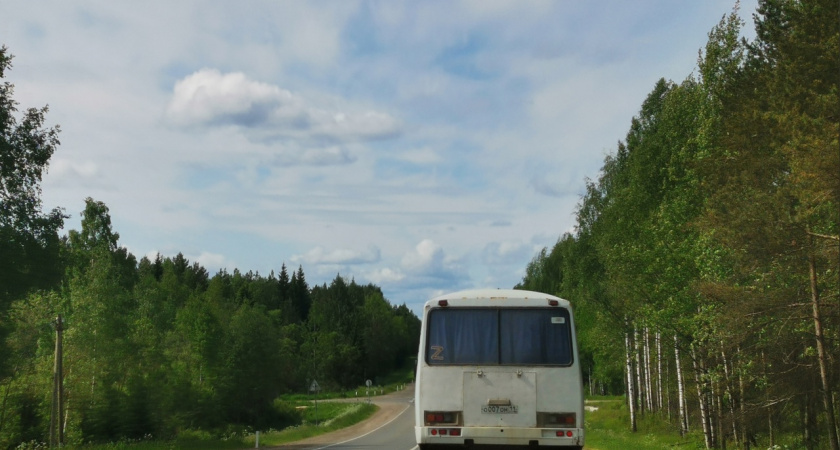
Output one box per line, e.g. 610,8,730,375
310,380,320,393
366,379,372,387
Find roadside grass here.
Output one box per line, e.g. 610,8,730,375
241,401,378,447
585,396,704,450
75,401,378,450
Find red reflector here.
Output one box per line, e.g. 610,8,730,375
548,299,559,306
431,429,437,435
566,430,573,437
438,300,449,306
440,429,448,435
556,430,563,437
450,429,461,436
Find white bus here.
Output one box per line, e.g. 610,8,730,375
414,289,584,449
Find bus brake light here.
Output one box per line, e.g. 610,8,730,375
425,411,461,425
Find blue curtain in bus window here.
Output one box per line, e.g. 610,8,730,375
500,309,571,365
427,309,498,364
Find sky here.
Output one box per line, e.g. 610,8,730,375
2,0,757,316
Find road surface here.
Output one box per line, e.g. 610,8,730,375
272,385,417,450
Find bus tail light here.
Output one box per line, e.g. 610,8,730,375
556,430,575,437
430,428,461,436
424,411,462,426
537,412,576,428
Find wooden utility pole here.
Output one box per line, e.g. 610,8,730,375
50,315,64,447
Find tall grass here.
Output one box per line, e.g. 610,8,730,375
585,397,704,450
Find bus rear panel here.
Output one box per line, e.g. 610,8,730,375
415,289,584,449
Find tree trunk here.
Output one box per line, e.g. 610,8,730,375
808,244,840,450
713,380,722,449
692,345,712,449
675,334,688,436
739,357,749,450
634,326,645,414
762,351,774,449
768,409,774,448
803,391,817,450
644,327,653,412
625,322,637,432
666,344,672,423
721,350,738,448
656,331,663,413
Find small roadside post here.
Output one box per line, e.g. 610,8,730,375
309,379,321,426
365,379,372,404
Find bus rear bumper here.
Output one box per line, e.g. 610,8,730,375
416,426,584,447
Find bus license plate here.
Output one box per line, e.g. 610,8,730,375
482,405,518,414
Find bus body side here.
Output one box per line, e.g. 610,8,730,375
414,289,584,449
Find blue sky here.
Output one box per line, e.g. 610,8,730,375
2,0,757,315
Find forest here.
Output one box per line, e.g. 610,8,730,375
2,0,839,449
1,44,420,444
516,1,838,449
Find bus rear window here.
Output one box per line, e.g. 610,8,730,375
425,308,572,366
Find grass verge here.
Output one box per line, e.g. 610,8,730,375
241,401,378,447
585,397,703,450
75,401,378,450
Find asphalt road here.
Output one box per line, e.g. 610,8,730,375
274,385,417,450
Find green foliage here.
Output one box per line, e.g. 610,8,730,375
519,1,839,447
0,150,420,448
0,46,67,384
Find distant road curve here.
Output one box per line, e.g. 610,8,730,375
270,384,417,450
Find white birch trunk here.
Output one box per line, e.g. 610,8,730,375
644,327,653,411
634,326,644,414
691,345,712,449
721,350,738,448
656,331,663,412
625,322,637,432
675,334,688,436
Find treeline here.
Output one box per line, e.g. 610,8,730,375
0,47,420,448
517,2,838,449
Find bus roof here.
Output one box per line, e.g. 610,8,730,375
425,289,570,308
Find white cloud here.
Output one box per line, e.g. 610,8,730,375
398,239,468,286
165,69,401,144
272,145,357,166
482,240,533,265
191,251,231,272
366,267,406,284
293,245,381,265
49,159,100,182
165,69,292,128
401,239,445,271
398,147,443,165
